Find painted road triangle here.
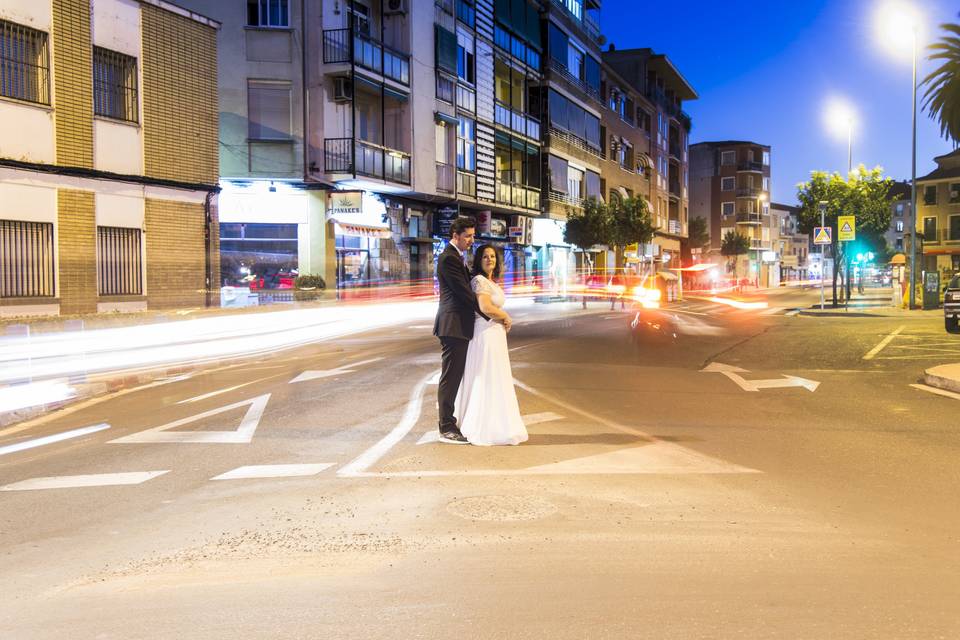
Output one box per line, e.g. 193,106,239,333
110,394,271,444
517,441,760,475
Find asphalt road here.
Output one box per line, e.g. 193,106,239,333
2,289,959,639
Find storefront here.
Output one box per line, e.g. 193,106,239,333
328,190,401,292
528,218,575,298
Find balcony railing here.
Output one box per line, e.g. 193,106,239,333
494,99,541,140
736,187,763,198
668,219,682,235
436,73,455,103
669,141,681,159
547,126,601,158
496,182,541,211
736,213,761,225
668,180,681,198
548,58,601,104
324,137,411,185
750,239,769,250
436,162,454,194
547,190,584,209
457,170,476,197
738,161,764,172
322,28,410,86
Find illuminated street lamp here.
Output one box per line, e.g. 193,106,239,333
876,0,922,308
824,98,856,174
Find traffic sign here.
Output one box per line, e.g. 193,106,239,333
838,215,856,241
813,226,832,245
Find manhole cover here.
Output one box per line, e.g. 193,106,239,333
446,495,557,522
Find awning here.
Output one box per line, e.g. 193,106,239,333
890,253,907,265
435,111,459,126
333,220,392,239
656,271,678,281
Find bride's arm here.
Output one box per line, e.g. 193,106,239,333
477,292,510,325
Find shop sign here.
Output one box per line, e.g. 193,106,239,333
509,215,530,244
433,204,460,238
475,210,492,235
762,251,777,262
489,217,508,238
326,191,363,219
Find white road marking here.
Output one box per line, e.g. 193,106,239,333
701,362,819,392
427,372,441,385
910,383,960,401
338,370,438,477
760,306,783,316
408,325,433,330
290,357,384,383
785,309,800,317
0,470,169,491
0,423,110,457
109,394,271,444
211,463,335,480
177,379,267,404
416,431,440,445
862,325,906,360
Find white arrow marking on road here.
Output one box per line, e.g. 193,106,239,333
0,423,110,457
0,470,169,491
289,357,384,383
701,362,820,392
109,394,271,444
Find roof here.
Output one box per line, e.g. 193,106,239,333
888,181,912,200
647,55,698,101
917,166,960,182
770,202,800,214
689,141,770,149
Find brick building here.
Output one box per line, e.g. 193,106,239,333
0,0,219,318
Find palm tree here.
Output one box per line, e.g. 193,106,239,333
922,17,960,144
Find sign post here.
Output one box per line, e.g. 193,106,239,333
817,202,828,309
837,215,856,309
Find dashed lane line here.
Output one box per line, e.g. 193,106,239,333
0,423,111,457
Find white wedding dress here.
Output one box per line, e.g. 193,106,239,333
454,275,528,446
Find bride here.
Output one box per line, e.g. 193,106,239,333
454,244,528,446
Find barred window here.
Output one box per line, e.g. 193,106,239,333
0,19,50,105
97,226,143,296
93,47,138,123
0,220,55,298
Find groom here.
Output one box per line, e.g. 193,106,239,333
434,215,487,444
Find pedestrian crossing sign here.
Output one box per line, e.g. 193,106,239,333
814,226,832,245
838,215,856,241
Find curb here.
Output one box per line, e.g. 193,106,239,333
923,365,960,395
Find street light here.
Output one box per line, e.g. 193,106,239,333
756,192,768,288
876,0,923,309
824,98,856,174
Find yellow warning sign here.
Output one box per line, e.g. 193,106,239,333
814,226,832,245
838,215,855,242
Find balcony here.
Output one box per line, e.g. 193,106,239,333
456,83,476,113
547,126,601,158
669,141,681,160
738,161,764,172
457,170,476,197
322,28,410,86
736,187,763,198
750,239,770,250
324,137,411,185
436,162,454,194
668,179,681,200
668,219,682,235
496,181,541,211
494,100,541,140
550,0,602,43
548,58,602,105
436,73,455,104
547,190,585,209
736,213,761,225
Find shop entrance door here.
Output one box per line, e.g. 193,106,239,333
336,249,369,289
409,244,421,287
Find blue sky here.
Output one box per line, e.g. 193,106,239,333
602,0,959,204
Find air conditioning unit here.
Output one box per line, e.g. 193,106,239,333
333,77,352,102
384,0,407,15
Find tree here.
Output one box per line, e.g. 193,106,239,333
682,216,710,263
796,166,893,305
607,197,656,272
720,231,751,279
564,197,609,276
922,17,960,144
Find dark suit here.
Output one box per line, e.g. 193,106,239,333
433,243,485,432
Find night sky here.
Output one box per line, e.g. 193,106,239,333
601,0,959,204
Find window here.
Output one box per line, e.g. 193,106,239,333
0,219,55,297
721,150,736,166
721,202,734,217
762,177,770,192
924,185,937,205
585,170,601,200
457,28,475,84
895,202,904,216
549,155,568,193
924,217,938,242
456,0,476,27
564,0,583,20
567,42,584,82
951,216,960,241
247,0,289,27
436,26,458,75
97,226,143,295
895,220,904,232
457,117,475,171
93,47,138,123
248,80,292,140
951,183,960,203
721,177,735,191
763,151,770,166
0,19,50,105
567,166,584,200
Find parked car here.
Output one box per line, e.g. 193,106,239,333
945,275,960,334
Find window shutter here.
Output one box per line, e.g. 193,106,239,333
436,25,457,75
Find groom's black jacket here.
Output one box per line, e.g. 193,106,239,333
433,244,487,340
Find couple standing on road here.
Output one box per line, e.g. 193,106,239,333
432,216,528,446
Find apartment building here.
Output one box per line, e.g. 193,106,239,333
690,140,772,282
0,0,219,318
602,46,696,270
916,148,960,280
770,202,809,282
884,180,912,254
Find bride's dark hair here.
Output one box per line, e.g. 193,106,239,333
470,244,501,281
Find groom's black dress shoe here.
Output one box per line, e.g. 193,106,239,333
439,429,469,444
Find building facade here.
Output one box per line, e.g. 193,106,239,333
916,149,960,282
0,0,220,318
770,202,809,282
690,140,772,285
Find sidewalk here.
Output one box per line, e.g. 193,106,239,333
798,287,942,318
923,364,960,395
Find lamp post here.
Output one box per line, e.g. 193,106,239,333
876,1,921,308
825,98,856,175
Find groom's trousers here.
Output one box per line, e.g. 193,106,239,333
438,336,469,431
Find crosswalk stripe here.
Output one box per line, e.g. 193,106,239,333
211,464,335,480
0,471,169,491
760,306,783,316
